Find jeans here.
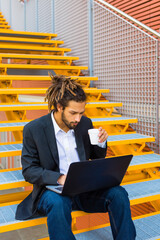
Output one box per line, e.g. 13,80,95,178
37,186,136,240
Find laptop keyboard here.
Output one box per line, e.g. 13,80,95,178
55,186,63,191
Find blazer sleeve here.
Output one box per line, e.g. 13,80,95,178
21,125,61,186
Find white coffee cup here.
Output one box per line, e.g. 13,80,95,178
88,128,99,145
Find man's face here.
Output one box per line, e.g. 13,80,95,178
61,100,86,130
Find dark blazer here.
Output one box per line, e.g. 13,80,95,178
16,113,107,220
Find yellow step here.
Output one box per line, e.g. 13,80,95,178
107,133,155,146
0,133,155,158
0,63,88,71
0,25,10,29
0,75,98,82
0,53,79,61
1,154,160,190
0,29,57,39
0,44,71,53
0,87,109,95
84,88,110,94
0,120,29,132
0,22,8,25
0,101,121,111
0,116,137,132
0,36,63,46
92,117,138,126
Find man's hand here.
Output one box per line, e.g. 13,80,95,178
57,175,67,185
98,127,108,143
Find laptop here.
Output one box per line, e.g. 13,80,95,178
46,155,133,197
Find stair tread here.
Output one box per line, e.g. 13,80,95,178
0,102,122,111
0,88,109,94
0,117,137,128
0,75,98,81
123,179,160,200
0,116,137,131
130,153,160,166
92,117,137,123
0,133,154,156
0,29,57,39
1,154,160,185
0,183,160,237
0,63,88,70
0,53,79,60
0,143,22,153
108,133,154,142
0,36,63,45
0,45,70,52
76,213,160,240
0,170,23,184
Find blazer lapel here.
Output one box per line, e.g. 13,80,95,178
74,127,86,162
43,113,86,164
43,114,59,166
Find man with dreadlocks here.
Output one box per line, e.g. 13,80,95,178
16,74,136,240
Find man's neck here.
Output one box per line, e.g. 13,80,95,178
53,111,69,133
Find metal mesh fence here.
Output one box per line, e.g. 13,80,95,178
26,0,36,32
54,0,89,67
93,1,159,152
38,0,52,33
0,132,21,169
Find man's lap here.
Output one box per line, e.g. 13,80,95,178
37,186,128,215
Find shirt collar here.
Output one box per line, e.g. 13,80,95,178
51,111,74,136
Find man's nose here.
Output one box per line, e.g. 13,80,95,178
75,114,81,122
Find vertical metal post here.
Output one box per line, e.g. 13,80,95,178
88,0,94,82
35,0,39,32
156,40,160,153
9,0,12,29
24,0,26,31
51,0,55,33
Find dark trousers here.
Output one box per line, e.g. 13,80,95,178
37,186,136,240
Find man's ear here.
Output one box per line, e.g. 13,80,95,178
57,103,63,112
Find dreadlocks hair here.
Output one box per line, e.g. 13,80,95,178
45,73,86,112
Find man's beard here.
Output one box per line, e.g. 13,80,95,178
62,111,78,129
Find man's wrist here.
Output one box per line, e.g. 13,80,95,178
97,140,107,148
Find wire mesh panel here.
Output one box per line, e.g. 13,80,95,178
93,1,159,152
26,0,36,32
0,0,11,25
38,0,52,33
158,39,160,153
54,0,89,67
0,132,21,169
11,0,25,31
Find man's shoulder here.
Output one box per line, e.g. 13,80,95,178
81,115,92,124
24,113,51,131
77,115,92,130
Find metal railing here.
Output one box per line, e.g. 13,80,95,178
93,0,159,153
96,0,160,39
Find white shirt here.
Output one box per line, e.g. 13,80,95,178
51,112,80,175
51,112,106,175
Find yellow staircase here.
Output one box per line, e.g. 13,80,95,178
0,14,160,239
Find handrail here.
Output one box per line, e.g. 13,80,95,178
96,0,160,39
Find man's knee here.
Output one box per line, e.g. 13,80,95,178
39,190,72,215
106,186,129,206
